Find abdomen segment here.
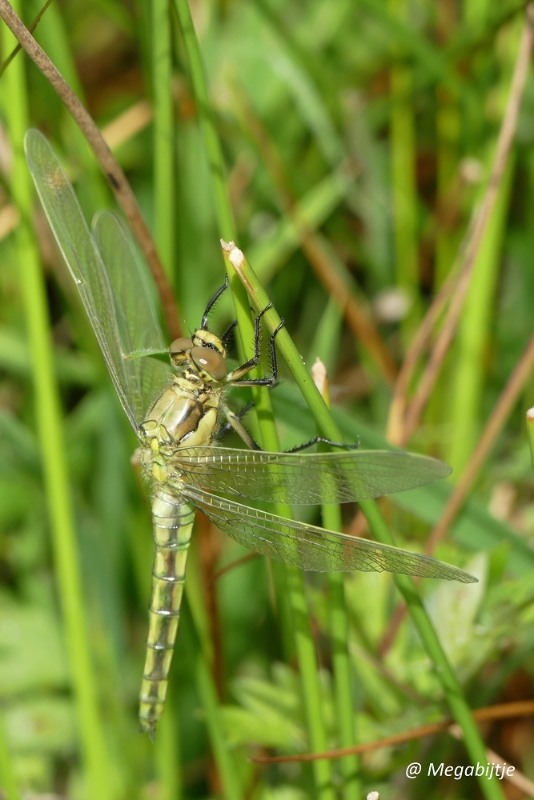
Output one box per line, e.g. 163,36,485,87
139,492,194,736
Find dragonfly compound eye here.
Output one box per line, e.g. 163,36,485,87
169,337,194,366
191,346,227,381
169,337,193,356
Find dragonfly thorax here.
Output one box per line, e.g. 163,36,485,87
140,368,224,465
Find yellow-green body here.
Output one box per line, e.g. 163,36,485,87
137,333,227,736
25,130,476,742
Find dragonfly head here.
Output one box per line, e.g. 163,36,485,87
169,330,227,383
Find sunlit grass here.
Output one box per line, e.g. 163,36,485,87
0,1,533,799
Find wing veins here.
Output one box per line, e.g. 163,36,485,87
184,486,476,582
171,445,452,505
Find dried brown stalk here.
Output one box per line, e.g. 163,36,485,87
0,0,181,339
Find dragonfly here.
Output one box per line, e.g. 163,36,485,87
25,129,476,737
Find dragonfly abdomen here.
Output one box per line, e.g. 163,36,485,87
139,491,194,736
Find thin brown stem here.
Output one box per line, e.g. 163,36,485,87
0,0,52,78
251,700,534,763
380,331,534,656
387,271,454,443
426,331,534,552
0,0,181,339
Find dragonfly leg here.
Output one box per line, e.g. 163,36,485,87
201,275,229,330
226,304,284,386
221,318,238,349
218,400,254,434
285,436,361,453
222,405,261,450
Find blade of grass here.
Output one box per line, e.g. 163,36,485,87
0,0,180,339
247,168,353,282
154,703,181,800
313,360,360,800
183,568,241,800
448,11,520,471
399,8,534,444
388,12,422,342
448,155,515,472
0,711,21,800
194,648,241,800
152,0,175,280
150,2,182,789
229,85,397,385
171,2,254,794
435,84,462,288
174,1,337,796
527,408,534,472
1,10,115,800
228,245,506,800
379,327,534,654
27,0,109,213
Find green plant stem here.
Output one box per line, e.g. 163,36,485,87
2,10,114,800
151,3,181,790
390,61,421,342
448,156,515,472
184,550,243,800
230,250,505,800
172,0,252,359
389,0,422,342
154,696,181,800
315,355,359,798
527,409,534,473
152,0,175,280
435,86,461,288
0,712,21,800
327,553,360,799
174,2,337,794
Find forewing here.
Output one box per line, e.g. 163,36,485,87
184,486,475,582
172,446,451,504
93,210,172,422
24,130,171,428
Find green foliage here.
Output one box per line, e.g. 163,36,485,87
0,0,533,798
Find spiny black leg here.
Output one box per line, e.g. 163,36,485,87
201,275,229,330
221,319,238,349
227,304,285,386
285,436,360,453
266,319,284,385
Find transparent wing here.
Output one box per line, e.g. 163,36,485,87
184,486,476,582
92,210,173,422
171,446,451,504
24,129,172,429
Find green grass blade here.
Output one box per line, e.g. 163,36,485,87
528,408,534,473
448,156,514,472
2,15,115,800
0,711,21,800
173,2,338,793
152,0,175,280
390,61,422,341
230,248,506,800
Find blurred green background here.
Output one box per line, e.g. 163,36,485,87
0,0,534,798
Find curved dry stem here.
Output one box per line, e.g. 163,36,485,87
425,331,534,553
380,332,534,656
251,699,534,763
0,0,181,340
